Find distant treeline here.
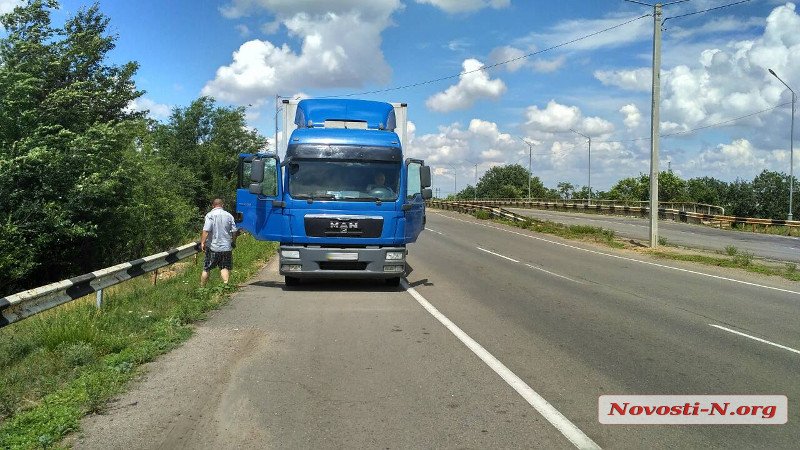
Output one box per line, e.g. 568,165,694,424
452,165,799,220
0,1,266,296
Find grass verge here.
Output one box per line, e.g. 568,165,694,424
456,207,800,283
471,210,622,248
0,235,276,449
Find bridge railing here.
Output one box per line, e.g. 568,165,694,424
465,198,725,215
0,241,201,329
428,200,800,235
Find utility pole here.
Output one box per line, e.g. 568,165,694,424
570,129,592,205
474,163,478,201
517,137,534,199
648,3,663,248
769,69,796,221
447,163,458,197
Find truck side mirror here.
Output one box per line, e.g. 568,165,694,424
249,183,262,195
420,166,432,188
422,188,432,200
250,159,265,183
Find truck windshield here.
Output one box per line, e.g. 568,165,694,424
288,160,401,201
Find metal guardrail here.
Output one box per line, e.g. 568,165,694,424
0,241,201,328
428,200,800,235
468,198,725,215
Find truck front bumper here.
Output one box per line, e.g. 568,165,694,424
278,246,407,279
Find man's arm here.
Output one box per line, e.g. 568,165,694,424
201,230,209,251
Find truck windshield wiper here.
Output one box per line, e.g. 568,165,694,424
293,193,336,202
343,196,383,204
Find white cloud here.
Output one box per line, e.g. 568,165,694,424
205,1,400,105
488,46,526,72
530,56,566,73
425,59,507,112
656,2,800,148
526,13,651,52
523,100,580,133
220,0,399,19
594,68,651,91
684,138,790,179
0,0,21,15
126,97,172,121
234,24,251,37
488,46,566,73
415,0,509,14
620,104,641,128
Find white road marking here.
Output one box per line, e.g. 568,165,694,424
476,247,519,263
402,281,601,450
426,228,445,235
524,264,583,284
709,324,800,356
431,211,800,297
475,246,582,284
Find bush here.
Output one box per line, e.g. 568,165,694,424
725,245,738,256
474,210,491,220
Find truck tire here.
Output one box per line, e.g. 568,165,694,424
385,277,401,287
284,276,300,286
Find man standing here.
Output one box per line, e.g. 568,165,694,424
200,198,238,286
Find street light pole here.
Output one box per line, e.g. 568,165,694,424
769,69,796,221
517,137,534,198
570,129,592,205
474,163,478,201
447,163,457,197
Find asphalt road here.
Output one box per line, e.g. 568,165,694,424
507,207,800,263
75,210,800,449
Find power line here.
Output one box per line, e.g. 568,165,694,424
664,0,753,21
321,13,651,99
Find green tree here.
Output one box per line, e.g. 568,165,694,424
658,171,688,202
687,176,728,206
0,2,196,295
474,164,530,199
455,185,476,200
556,181,575,199
723,178,756,218
153,97,267,211
751,170,797,220
608,176,647,202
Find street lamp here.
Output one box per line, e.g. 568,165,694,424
446,163,458,197
768,69,796,221
517,136,534,199
570,129,592,205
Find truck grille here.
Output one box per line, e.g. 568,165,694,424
304,215,383,238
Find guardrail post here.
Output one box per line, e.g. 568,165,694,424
96,289,103,309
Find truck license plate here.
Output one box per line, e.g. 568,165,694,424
326,252,359,261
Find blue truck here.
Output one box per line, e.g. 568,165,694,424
235,98,432,286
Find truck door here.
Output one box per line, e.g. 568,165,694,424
236,153,288,241
404,159,431,242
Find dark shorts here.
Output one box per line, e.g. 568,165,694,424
204,250,233,271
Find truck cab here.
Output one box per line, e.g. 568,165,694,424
235,99,431,286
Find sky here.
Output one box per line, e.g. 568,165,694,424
3,0,799,196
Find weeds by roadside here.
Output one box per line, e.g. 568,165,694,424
0,235,276,449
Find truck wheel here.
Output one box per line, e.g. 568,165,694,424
385,277,401,287
284,276,300,286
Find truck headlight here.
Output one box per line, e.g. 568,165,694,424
281,250,300,259
385,251,405,261
383,265,405,273
281,264,302,272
